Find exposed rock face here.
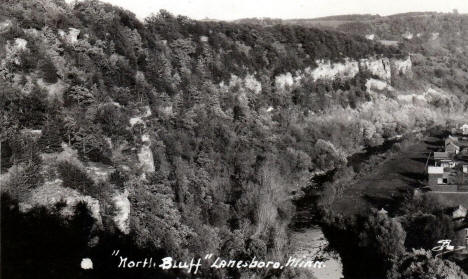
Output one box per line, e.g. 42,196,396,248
59,27,80,44
307,59,360,81
14,38,28,50
360,57,392,81
243,74,262,94
5,38,28,62
20,179,103,226
112,190,130,234
397,87,450,104
275,72,295,89
138,134,155,173
366,78,392,92
274,56,412,90
391,56,413,77
129,106,155,175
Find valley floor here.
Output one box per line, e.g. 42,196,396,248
332,137,434,216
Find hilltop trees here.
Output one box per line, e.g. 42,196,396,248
2,1,468,278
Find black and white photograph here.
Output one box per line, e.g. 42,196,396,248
1,0,468,278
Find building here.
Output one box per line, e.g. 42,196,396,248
445,135,461,155
434,152,455,168
428,166,448,186
462,124,468,135
428,132,468,191
446,142,461,155
446,135,459,145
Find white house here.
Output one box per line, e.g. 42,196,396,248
428,166,447,186
462,124,468,135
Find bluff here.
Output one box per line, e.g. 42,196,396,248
1,1,468,279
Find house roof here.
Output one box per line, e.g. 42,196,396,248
446,136,459,144
446,142,461,150
434,152,451,160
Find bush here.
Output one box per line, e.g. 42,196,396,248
5,162,43,200
57,161,95,196
38,59,58,84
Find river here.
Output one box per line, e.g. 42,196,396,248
289,137,403,279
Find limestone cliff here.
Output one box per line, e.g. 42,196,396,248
275,56,412,90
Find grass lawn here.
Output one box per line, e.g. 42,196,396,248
428,192,468,209
331,137,438,216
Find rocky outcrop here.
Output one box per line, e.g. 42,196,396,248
58,27,80,44
274,56,412,90
20,179,103,226
391,56,412,77
366,78,392,92
359,57,392,81
274,72,295,89
129,106,155,175
307,58,360,81
112,190,130,234
138,134,155,173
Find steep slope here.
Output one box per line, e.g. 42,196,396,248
1,1,468,278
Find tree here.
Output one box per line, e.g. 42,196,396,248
38,58,58,83
64,85,95,107
388,249,468,279
57,160,96,196
403,212,456,250
129,174,193,258
71,125,112,164
358,210,407,268
313,139,347,171
38,117,63,153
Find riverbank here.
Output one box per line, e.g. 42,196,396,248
288,132,426,279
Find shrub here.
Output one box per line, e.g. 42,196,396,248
57,161,95,196
38,58,58,84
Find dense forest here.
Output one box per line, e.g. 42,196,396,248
1,1,468,278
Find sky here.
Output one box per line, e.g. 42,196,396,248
77,0,468,20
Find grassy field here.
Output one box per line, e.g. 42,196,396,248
428,192,468,209
331,137,438,216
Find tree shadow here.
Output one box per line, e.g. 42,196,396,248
399,171,427,181
425,139,444,146
427,146,443,152
1,193,179,279
411,157,433,164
